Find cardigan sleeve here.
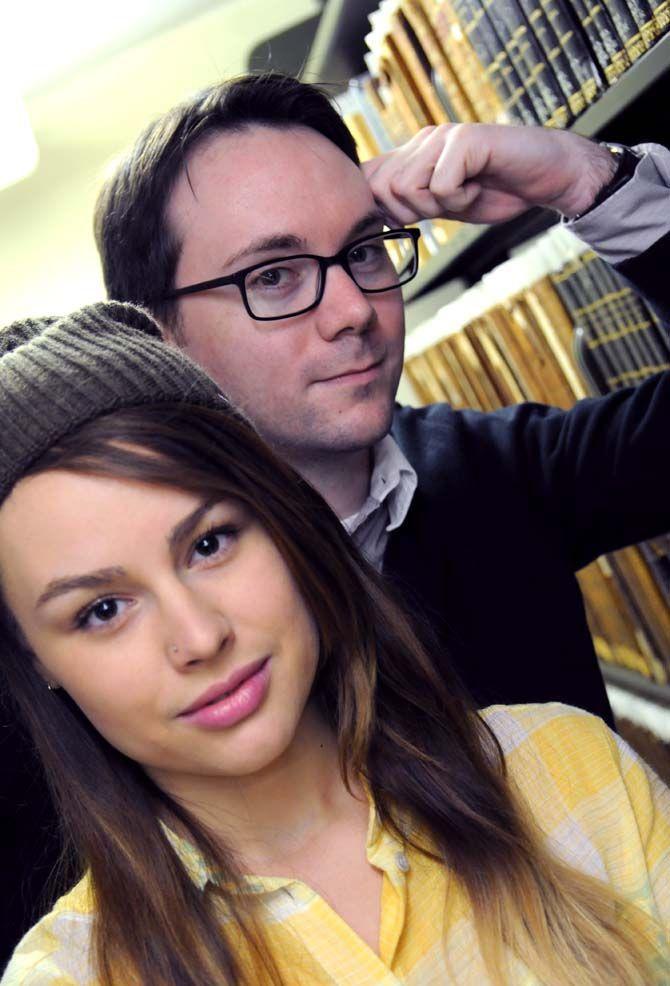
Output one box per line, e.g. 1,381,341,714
469,370,670,570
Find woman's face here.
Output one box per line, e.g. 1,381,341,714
0,469,320,784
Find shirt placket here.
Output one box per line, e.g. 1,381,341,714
371,834,411,972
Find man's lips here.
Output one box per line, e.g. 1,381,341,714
177,656,269,716
315,357,384,384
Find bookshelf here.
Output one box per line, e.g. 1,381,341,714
308,11,670,303
402,29,670,302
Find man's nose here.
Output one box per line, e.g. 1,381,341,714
314,263,376,342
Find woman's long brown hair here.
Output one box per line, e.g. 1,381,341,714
0,403,661,984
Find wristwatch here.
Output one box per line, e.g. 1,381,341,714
572,142,642,220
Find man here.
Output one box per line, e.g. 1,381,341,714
93,73,670,724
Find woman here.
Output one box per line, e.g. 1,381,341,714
0,302,668,986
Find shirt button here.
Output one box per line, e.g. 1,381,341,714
395,851,410,872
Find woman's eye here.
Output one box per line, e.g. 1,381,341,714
190,526,239,565
76,597,129,631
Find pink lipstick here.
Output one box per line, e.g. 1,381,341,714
178,657,270,729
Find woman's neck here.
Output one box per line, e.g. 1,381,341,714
156,703,366,873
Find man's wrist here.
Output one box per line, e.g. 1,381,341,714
568,143,642,221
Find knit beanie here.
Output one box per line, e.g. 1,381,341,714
0,300,226,504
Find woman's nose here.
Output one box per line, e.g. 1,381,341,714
163,584,232,669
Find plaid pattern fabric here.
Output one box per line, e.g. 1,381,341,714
3,703,670,985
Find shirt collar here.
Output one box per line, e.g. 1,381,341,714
161,785,409,895
343,434,417,536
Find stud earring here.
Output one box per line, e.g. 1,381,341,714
46,681,59,691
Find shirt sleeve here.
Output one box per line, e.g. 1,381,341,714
0,951,80,986
0,906,93,986
491,703,670,943
564,143,670,265
607,727,670,936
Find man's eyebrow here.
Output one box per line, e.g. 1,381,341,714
221,209,387,271
36,567,127,610
344,209,387,242
223,234,306,270
35,499,220,611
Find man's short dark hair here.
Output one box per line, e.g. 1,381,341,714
94,72,360,332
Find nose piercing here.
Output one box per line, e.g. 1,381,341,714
171,645,179,654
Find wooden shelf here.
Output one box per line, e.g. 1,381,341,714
403,31,670,302
572,31,670,138
601,661,670,709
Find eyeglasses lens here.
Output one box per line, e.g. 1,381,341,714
243,232,417,319
348,233,417,292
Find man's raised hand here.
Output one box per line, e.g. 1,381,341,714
361,124,617,226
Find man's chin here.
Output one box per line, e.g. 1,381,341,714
320,400,395,452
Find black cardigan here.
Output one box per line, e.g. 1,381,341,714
387,369,670,727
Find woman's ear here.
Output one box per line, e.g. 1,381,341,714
34,659,60,691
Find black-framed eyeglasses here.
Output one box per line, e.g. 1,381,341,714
165,227,421,321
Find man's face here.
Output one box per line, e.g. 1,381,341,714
167,125,406,460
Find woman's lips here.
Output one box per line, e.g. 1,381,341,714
178,657,271,729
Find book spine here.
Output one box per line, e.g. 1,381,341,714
567,0,631,83
540,0,605,105
371,67,417,144
594,258,670,372
569,254,638,388
424,345,469,405
361,75,405,149
383,39,433,130
651,0,670,32
517,0,587,119
429,0,507,121
580,252,650,384
453,0,539,123
401,0,478,122
391,11,453,123
483,0,568,126
621,0,660,48
598,0,649,63
550,261,621,387
351,77,396,153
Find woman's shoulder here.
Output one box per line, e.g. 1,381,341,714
479,700,636,790
480,701,670,861
480,700,615,754
1,876,96,986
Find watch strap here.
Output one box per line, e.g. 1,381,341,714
572,143,642,221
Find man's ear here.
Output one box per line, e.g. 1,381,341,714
160,310,186,349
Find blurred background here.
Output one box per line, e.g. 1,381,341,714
0,0,380,325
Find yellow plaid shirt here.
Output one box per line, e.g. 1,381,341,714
3,703,670,985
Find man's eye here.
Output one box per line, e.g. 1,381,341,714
251,267,294,289
349,243,383,266
76,597,128,630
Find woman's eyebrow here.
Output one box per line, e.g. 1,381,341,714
34,499,221,610
166,498,220,555
35,567,127,610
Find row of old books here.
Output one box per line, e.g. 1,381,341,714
338,0,670,147
404,224,670,686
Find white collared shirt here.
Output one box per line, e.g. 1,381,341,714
341,433,417,571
